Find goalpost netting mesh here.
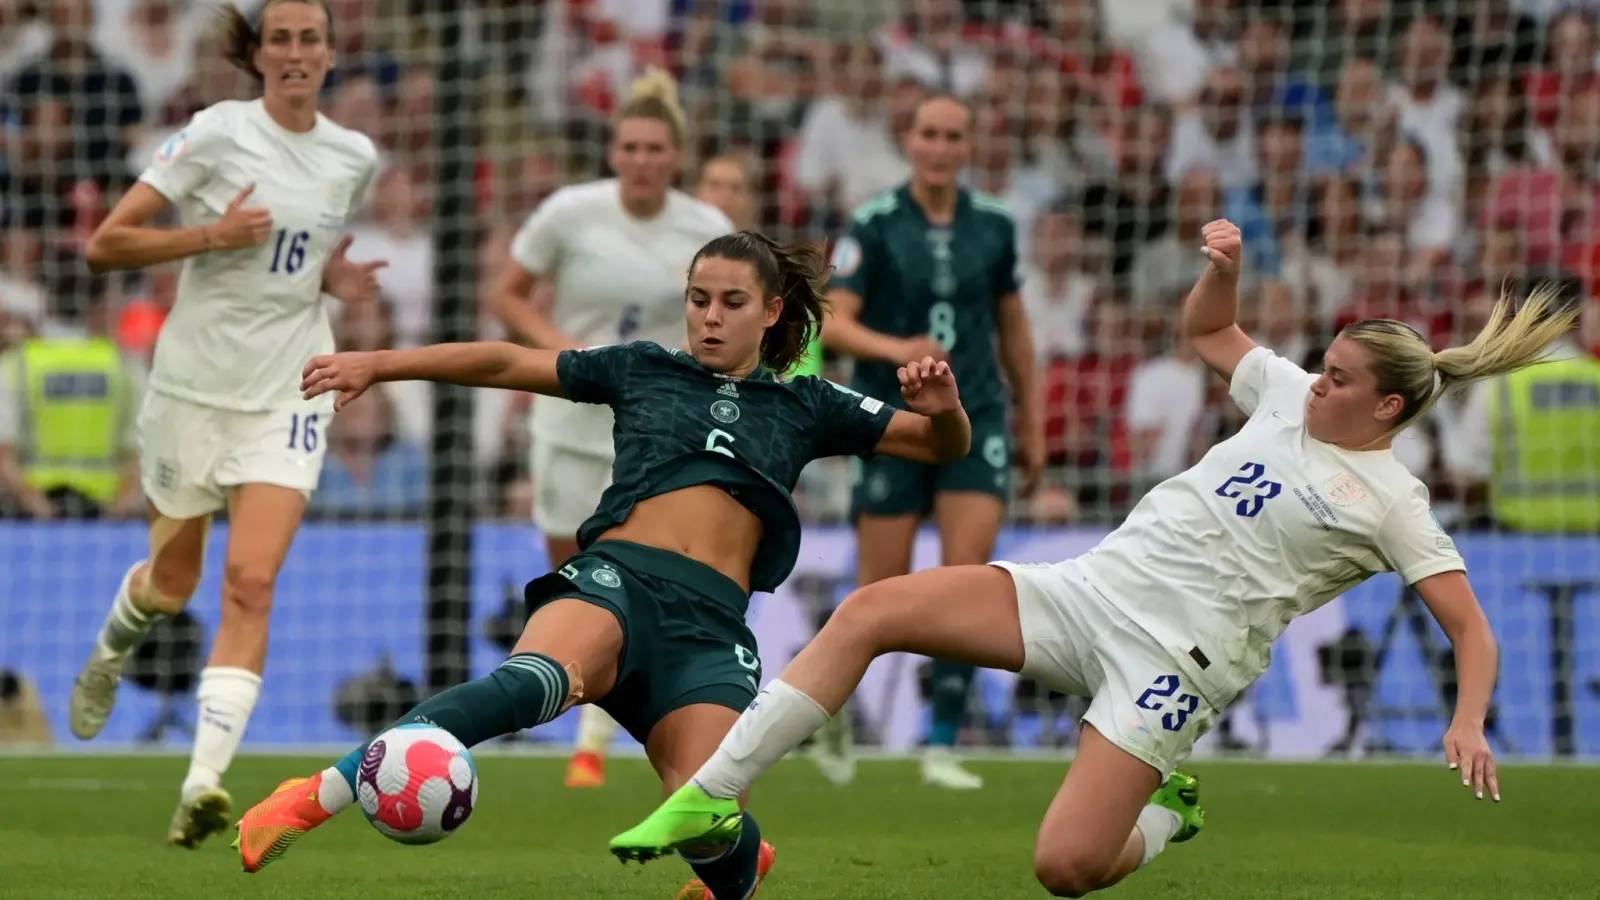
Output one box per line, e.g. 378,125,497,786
1,0,1598,761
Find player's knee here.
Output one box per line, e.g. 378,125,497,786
1033,850,1110,897
221,560,278,619
145,558,200,612
829,586,895,650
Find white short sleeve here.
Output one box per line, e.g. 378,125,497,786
137,110,226,203
508,189,573,277
1374,486,1468,584
1228,345,1313,416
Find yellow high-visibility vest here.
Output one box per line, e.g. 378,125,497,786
1488,354,1600,532
10,337,127,505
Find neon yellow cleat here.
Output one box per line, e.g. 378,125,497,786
608,782,743,864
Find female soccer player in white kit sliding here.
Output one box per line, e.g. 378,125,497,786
492,67,733,788
613,219,1576,894
69,0,383,848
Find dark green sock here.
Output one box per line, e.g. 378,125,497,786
333,652,570,793
928,660,976,747
680,812,764,900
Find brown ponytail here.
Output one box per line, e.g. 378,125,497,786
691,231,831,375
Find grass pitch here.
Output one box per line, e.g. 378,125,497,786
1,754,1592,899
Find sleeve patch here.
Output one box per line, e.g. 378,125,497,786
154,130,188,164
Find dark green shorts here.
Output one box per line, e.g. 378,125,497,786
849,415,1011,518
522,540,761,744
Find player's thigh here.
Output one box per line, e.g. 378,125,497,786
644,703,745,797
144,508,212,608
832,564,1025,671
531,441,612,545
931,490,1005,566
222,482,309,589
1034,724,1164,890
853,513,919,585
850,456,932,580
511,597,626,703
136,391,229,523
1079,614,1218,783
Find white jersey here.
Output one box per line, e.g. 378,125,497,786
1078,346,1466,708
139,99,379,412
509,179,733,453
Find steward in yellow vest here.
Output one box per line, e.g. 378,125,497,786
0,331,142,518
1487,342,1600,533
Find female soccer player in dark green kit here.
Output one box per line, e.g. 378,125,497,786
815,93,1046,789
233,231,973,900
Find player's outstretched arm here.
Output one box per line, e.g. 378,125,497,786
1415,570,1501,801
873,357,971,465
85,183,273,272
301,343,564,410
1182,219,1259,383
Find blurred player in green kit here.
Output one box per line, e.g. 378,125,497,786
811,93,1045,789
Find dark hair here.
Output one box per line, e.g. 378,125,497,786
219,0,333,83
691,231,830,374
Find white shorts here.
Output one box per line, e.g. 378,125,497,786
531,441,613,538
993,558,1220,777
137,392,329,520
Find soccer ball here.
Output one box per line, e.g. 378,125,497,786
356,723,479,845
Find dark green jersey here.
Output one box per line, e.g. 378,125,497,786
556,341,897,593
829,184,1021,421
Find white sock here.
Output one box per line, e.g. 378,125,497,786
317,766,355,815
98,562,163,658
574,705,618,754
1136,804,1182,866
693,679,831,800
181,667,262,796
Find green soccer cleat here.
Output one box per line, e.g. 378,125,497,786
608,782,744,864
1150,771,1204,843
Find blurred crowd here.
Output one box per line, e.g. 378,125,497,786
2,0,1599,526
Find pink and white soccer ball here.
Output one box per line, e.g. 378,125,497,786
356,723,479,845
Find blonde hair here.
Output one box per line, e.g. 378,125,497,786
616,67,688,148
1343,281,1582,436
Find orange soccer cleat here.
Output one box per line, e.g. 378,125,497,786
675,840,778,900
565,750,607,788
232,773,335,873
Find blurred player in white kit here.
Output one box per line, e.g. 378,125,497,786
68,0,384,848
492,67,733,787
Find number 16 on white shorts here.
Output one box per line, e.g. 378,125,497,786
138,392,331,520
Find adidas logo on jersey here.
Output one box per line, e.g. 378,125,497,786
717,382,739,398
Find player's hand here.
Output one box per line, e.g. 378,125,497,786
208,184,274,250
1200,219,1243,276
1443,720,1500,802
302,351,376,411
896,335,947,365
898,356,960,416
322,235,388,303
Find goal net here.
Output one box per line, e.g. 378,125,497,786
1,0,1597,762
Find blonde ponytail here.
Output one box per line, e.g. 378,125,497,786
616,66,688,148
1342,281,1582,435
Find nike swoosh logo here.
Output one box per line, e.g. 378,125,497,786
1272,412,1301,426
